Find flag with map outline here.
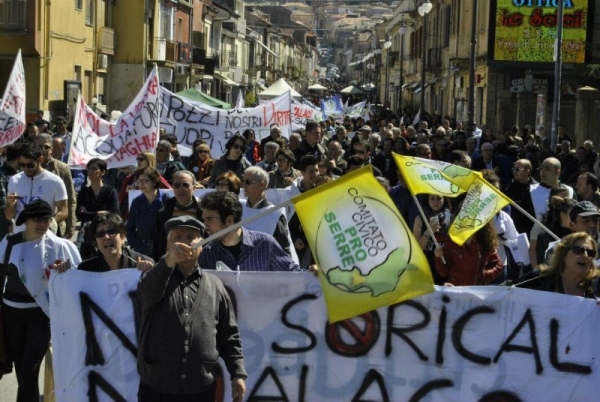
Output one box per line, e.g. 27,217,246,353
292,166,433,323
393,153,466,197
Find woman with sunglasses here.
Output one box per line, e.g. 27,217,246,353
516,232,598,298
0,200,81,402
76,158,120,259
126,168,168,257
118,152,171,219
185,141,214,187
207,134,252,188
78,213,154,272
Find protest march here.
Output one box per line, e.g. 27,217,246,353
0,49,599,402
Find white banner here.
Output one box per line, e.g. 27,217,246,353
345,100,367,119
159,88,292,158
0,49,26,147
291,100,323,131
68,67,160,168
49,271,600,401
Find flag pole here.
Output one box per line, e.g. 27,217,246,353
411,194,446,264
508,202,560,241
192,198,294,249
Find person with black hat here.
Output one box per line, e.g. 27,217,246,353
0,199,81,402
137,215,246,401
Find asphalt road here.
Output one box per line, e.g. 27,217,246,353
0,362,46,401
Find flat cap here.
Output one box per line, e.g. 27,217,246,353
360,125,371,131
16,199,53,226
164,216,205,234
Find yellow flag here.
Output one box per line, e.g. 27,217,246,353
393,153,465,197
292,166,434,323
448,171,512,245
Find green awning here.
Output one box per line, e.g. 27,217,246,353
175,88,231,109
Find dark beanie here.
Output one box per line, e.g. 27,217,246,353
15,199,53,226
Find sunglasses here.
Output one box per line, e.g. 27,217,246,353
173,182,192,189
95,228,120,238
32,216,52,223
571,245,595,258
18,162,37,169
243,179,258,185
197,149,209,154
232,144,247,151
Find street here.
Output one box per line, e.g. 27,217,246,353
0,359,46,401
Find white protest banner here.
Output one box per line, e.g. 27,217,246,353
159,88,292,158
49,271,600,401
291,100,323,131
345,100,367,119
69,67,160,168
0,49,26,146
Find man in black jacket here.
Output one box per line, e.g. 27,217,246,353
138,216,246,401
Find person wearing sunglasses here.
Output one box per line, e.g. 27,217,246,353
214,171,241,195
5,142,68,235
207,135,251,189
516,232,598,298
0,200,81,401
76,158,120,259
185,141,214,187
35,133,79,239
78,212,154,273
126,168,169,257
153,171,204,260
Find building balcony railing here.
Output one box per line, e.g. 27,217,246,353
179,42,192,63
0,0,27,32
97,26,115,55
149,38,177,62
428,47,442,69
221,50,237,67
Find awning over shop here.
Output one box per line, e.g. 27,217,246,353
254,40,279,59
214,72,239,86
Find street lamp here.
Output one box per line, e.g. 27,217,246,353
418,0,432,117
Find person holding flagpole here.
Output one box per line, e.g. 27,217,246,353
433,194,503,286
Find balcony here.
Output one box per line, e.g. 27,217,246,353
149,38,177,62
222,22,236,34
0,0,27,32
428,48,442,69
179,43,192,63
97,26,115,55
220,51,237,68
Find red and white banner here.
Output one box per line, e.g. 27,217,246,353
0,49,26,147
68,67,160,168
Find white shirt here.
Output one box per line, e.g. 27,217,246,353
7,169,68,233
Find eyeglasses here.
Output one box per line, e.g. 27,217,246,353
18,162,37,169
571,245,595,258
232,144,247,152
173,182,192,189
136,156,146,162
216,182,229,188
32,216,51,223
95,228,120,238
197,149,209,154
136,179,151,184
243,179,258,185
512,167,527,172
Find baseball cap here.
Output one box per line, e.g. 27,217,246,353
569,201,600,222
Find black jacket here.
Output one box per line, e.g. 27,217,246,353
78,246,154,272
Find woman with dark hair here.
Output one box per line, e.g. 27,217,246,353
393,137,410,155
268,148,302,188
243,129,261,165
214,171,242,195
185,141,214,187
76,158,120,259
79,213,154,272
207,134,252,188
516,232,598,298
126,168,169,257
434,195,503,285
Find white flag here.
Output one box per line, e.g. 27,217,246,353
235,90,245,109
0,49,26,146
413,109,421,126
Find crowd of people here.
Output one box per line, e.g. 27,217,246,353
0,108,599,401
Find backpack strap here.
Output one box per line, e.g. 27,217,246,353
0,232,24,304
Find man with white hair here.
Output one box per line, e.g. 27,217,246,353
241,166,294,258
256,142,279,173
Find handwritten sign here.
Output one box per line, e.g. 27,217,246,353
49,271,600,401
0,49,26,147
159,88,292,158
68,67,160,169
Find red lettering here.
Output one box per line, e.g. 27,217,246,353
147,75,158,95
499,9,524,27
529,9,584,29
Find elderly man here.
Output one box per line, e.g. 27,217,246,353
200,191,300,271
153,170,203,260
34,133,77,238
260,124,286,156
242,166,293,257
327,140,347,176
256,141,279,173
138,216,246,401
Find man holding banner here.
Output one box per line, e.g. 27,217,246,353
138,215,246,401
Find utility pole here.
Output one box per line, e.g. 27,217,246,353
466,0,477,137
550,1,564,151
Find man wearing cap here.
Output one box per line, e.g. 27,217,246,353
199,191,301,271
138,215,246,401
539,201,600,266
358,125,372,141
293,121,327,168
